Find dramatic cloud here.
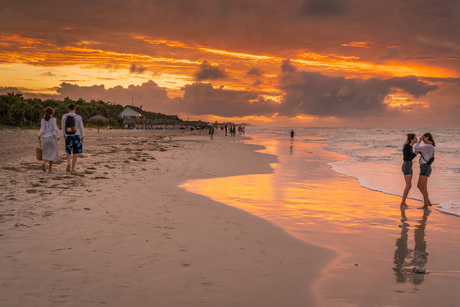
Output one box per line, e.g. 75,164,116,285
385,77,438,98
129,63,147,74
194,61,227,81
278,60,439,117
246,67,264,78
179,83,277,117
0,0,459,126
56,81,171,110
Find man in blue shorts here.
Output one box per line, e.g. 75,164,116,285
62,104,85,174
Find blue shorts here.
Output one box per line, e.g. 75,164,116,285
402,161,413,175
65,135,83,154
420,164,432,177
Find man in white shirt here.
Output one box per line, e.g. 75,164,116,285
62,104,85,174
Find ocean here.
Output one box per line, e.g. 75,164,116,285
249,127,460,217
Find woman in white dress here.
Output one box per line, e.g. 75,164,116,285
38,107,60,173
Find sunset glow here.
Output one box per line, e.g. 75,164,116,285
181,137,407,241
1,1,459,126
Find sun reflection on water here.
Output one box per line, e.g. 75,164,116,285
180,136,409,243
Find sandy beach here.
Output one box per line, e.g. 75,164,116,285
0,128,335,306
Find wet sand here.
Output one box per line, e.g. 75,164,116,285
0,128,335,306
183,134,460,306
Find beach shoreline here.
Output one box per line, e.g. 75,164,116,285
0,128,335,306
183,129,460,307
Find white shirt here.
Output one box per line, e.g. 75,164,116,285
38,117,60,138
414,143,435,164
62,112,85,137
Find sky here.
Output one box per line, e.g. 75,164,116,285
1,0,459,127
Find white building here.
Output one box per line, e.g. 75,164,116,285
120,106,146,119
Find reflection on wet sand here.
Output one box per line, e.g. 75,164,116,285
181,137,405,237
393,207,430,284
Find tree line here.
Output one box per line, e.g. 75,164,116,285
0,93,178,128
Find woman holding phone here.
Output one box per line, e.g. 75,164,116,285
414,133,436,208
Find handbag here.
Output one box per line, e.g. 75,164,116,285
36,139,42,161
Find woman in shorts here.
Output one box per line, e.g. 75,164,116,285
38,107,60,173
401,133,418,207
414,133,436,208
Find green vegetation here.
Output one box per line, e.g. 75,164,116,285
0,93,179,128
0,93,123,128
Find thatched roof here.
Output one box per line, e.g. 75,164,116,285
89,115,109,123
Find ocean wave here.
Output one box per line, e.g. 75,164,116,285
437,204,460,217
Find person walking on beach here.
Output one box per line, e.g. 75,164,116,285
290,129,295,139
38,107,60,173
401,133,418,207
414,133,435,208
62,104,85,175
209,125,214,141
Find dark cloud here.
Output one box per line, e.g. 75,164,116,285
0,87,23,95
56,80,171,110
281,59,297,73
43,80,278,117
1,0,459,71
194,61,227,81
0,87,58,100
278,60,438,117
246,67,264,78
129,63,147,74
385,76,438,98
41,71,57,77
179,82,277,117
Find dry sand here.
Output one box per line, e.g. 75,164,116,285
0,128,335,306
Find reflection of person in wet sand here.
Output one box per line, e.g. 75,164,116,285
393,207,410,283
410,209,430,284
393,208,430,284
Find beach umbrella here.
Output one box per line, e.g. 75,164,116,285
89,115,109,133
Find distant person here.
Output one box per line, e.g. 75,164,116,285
62,104,85,174
209,126,214,141
414,133,435,208
400,133,418,207
225,124,228,136
38,107,60,173
290,129,295,139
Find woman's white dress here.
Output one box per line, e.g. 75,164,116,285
38,117,60,162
